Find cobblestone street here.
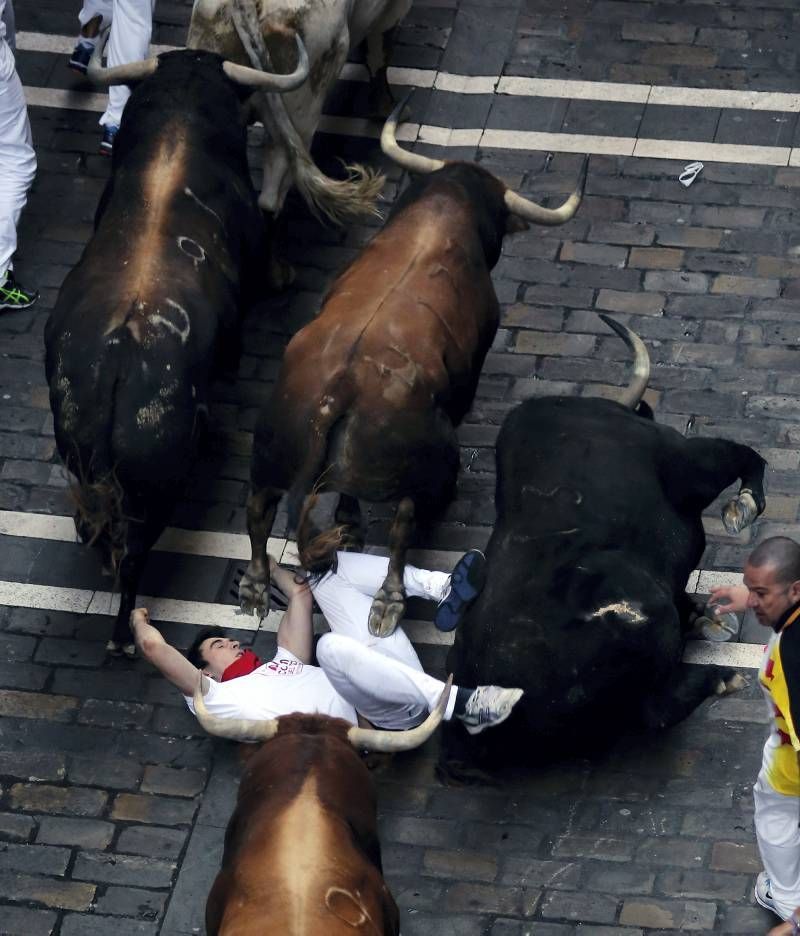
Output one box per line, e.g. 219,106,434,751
3,0,800,932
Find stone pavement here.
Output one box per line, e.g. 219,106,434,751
1,0,800,932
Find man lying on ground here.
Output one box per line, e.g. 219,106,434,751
132,550,522,736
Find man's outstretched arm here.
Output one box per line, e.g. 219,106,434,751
131,609,205,697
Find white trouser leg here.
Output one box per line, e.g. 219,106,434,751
101,0,155,128
310,552,449,671
78,0,114,32
754,767,800,920
316,632,457,730
0,40,34,279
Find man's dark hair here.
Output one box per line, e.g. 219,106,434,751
748,537,800,585
186,626,228,669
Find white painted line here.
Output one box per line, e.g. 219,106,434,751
19,30,800,113
480,128,637,156
418,125,483,147
683,639,764,670
16,30,173,57
435,72,496,95
649,85,800,113
0,578,766,660
496,76,650,104
0,509,747,593
633,137,791,167
0,580,95,614
24,86,107,113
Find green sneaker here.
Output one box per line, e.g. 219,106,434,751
0,271,38,311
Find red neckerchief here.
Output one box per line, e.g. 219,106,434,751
221,649,262,682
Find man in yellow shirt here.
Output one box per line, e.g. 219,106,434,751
712,537,800,924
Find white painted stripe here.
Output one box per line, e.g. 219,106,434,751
0,578,765,661
496,76,650,104
19,30,800,113
683,639,764,670
0,509,746,593
480,128,637,156
434,72,496,95
24,86,108,113
16,30,173,57
649,85,800,113
632,138,791,167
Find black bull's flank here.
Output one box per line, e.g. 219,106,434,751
442,317,767,771
44,48,306,656
238,101,587,638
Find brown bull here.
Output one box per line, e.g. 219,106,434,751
238,98,587,636
195,677,450,935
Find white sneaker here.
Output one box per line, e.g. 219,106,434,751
456,685,524,735
754,870,779,914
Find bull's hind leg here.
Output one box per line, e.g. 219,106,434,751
639,663,747,730
679,438,767,534
109,552,147,658
368,497,414,638
238,487,280,618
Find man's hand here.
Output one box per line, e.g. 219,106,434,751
708,584,749,615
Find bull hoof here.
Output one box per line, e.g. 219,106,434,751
368,589,405,638
722,490,758,535
106,639,137,659
238,573,269,619
715,672,748,695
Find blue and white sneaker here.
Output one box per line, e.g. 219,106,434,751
68,40,95,75
457,685,524,735
754,871,779,914
434,548,487,632
100,124,119,156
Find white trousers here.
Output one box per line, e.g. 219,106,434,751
311,552,458,730
78,0,155,127
0,37,34,279
754,764,800,920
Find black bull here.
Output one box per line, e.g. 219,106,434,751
44,50,278,655
443,355,766,768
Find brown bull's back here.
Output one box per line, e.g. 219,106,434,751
279,196,498,412
207,727,399,936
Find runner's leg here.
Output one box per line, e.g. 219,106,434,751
316,632,457,730
753,769,800,919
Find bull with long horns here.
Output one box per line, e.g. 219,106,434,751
238,95,588,638
45,40,309,656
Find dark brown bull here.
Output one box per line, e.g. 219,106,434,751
194,677,450,935
44,42,308,656
238,99,587,635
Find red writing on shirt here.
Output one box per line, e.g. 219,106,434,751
266,658,304,676
765,657,776,681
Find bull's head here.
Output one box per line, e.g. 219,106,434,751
193,674,453,753
381,92,587,226
86,31,310,92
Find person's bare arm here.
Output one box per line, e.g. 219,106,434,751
131,609,205,697
273,566,314,663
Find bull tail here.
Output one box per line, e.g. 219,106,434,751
296,490,356,574
229,0,385,224
67,463,128,577
63,330,131,576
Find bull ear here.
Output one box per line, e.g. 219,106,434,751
505,214,529,235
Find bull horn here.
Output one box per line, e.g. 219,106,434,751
222,33,309,92
597,313,650,410
193,675,280,742
86,34,158,86
381,92,445,175
347,675,453,753
504,156,588,226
